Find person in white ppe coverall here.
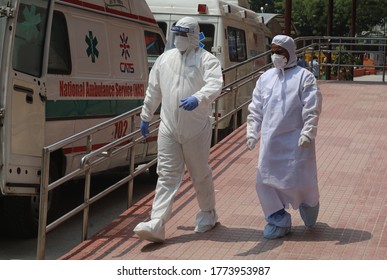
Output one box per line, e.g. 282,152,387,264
133,17,223,242
246,35,322,239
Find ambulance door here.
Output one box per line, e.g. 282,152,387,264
0,0,15,192
3,0,53,193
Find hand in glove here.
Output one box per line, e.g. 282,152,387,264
298,135,312,148
179,96,199,111
140,121,150,137
247,137,257,151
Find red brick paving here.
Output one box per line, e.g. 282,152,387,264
60,81,387,260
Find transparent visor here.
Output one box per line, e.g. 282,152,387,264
165,26,206,51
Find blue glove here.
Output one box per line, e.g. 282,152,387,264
179,96,199,111
140,121,149,137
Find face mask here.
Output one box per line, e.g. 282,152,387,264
174,35,190,52
271,54,288,69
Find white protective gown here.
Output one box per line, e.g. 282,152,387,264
140,21,223,223
246,42,322,218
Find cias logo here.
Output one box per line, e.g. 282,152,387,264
120,33,130,60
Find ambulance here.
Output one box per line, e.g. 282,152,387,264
145,0,271,134
0,0,165,236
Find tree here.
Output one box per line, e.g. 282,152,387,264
248,0,278,13
248,0,387,36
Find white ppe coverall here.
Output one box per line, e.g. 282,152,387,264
134,17,223,242
247,35,322,221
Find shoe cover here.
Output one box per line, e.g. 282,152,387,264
299,202,319,227
263,209,291,239
266,209,292,228
263,223,291,239
133,218,165,242
194,209,218,233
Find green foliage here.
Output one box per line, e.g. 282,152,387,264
248,0,387,36
248,0,277,13
331,46,355,80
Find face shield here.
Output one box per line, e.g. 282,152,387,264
165,17,205,51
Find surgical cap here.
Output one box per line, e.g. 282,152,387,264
272,35,297,67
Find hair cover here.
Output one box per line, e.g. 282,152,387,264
272,35,297,67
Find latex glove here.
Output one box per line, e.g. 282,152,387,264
179,96,199,111
140,121,150,137
298,135,312,148
247,137,257,151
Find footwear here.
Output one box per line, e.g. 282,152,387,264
299,202,319,227
263,209,291,239
263,223,291,239
194,209,218,233
133,218,165,242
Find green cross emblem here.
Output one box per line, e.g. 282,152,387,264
85,31,99,63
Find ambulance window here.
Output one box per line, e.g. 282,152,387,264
144,31,165,70
227,27,247,62
12,1,51,77
198,24,214,53
48,11,71,74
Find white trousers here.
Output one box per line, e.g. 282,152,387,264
150,120,216,222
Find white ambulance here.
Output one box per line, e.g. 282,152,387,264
145,0,272,135
0,0,165,236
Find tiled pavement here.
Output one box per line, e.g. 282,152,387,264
60,81,387,260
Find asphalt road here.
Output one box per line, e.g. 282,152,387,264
0,168,157,260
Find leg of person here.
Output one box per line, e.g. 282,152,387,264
299,201,319,227
183,120,217,233
256,176,291,239
134,124,185,242
296,184,320,228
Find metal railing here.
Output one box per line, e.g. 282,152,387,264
36,36,386,259
295,36,386,82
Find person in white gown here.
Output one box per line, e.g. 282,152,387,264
246,35,322,239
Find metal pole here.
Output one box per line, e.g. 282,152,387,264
128,116,135,207
284,0,292,36
36,149,51,259
82,135,92,241
350,0,357,79
326,0,333,80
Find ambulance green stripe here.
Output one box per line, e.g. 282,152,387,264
45,100,144,120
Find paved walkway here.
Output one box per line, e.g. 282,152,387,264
60,81,387,260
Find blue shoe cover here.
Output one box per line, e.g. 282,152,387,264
263,223,290,239
299,202,319,227
263,209,291,239
266,209,292,228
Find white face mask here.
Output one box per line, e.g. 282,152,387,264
271,54,288,69
174,35,190,52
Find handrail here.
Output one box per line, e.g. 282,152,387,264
37,36,386,259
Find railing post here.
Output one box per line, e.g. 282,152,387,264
36,148,51,260
213,100,219,145
82,135,92,241
326,37,332,80
383,39,386,82
127,116,136,208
